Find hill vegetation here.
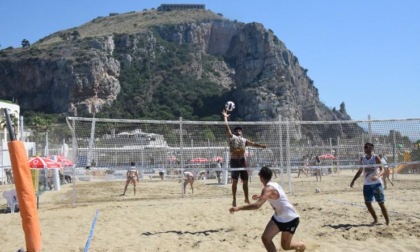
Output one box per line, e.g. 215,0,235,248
36,9,226,47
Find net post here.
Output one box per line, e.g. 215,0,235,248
179,117,185,196
222,148,229,185
285,119,292,193
278,115,284,185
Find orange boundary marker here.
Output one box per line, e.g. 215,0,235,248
9,141,42,252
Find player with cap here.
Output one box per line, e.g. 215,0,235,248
222,109,267,207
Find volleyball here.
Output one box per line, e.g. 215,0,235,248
315,188,321,193
225,101,235,112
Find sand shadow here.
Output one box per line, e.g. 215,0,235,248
323,223,382,230
205,182,224,186
142,227,230,237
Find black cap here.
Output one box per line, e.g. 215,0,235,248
233,126,243,132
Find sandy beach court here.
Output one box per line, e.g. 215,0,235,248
1,169,419,251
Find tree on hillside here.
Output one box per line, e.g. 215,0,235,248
71,30,81,40
21,39,30,48
25,115,54,148
59,32,70,41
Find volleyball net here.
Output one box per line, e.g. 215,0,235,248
64,117,420,182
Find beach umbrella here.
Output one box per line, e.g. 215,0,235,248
319,154,336,160
50,155,74,167
3,109,42,251
211,156,224,162
29,157,62,168
189,157,209,163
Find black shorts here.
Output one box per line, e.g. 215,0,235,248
271,217,300,235
230,158,248,181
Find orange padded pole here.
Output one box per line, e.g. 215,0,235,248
8,141,42,252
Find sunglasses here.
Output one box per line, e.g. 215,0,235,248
364,146,371,149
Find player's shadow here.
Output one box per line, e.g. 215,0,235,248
323,223,382,230
142,227,230,236
205,182,224,185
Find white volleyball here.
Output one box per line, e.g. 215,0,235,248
315,188,321,193
225,101,235,112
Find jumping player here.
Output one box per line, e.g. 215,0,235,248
222,109,267,207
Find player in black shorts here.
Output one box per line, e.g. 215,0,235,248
222,109,266,207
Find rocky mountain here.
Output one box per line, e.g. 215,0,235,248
0,7,351,123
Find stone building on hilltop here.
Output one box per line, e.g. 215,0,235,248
157,4,205,11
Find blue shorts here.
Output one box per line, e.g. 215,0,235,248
363,183,385,203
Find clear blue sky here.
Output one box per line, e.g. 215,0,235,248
1,0,419,120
